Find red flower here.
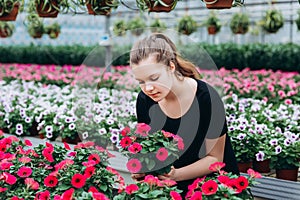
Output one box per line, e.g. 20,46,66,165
42,147,54,162
61,188,74,200
190,191,202,200
170,191,182,200
236,176,249,190
135,123,151,136
44,175,58,187
84,166,96,178
35,190,50,200
88,186,99,193
156,147,168,161
125,184,139,195
24,139,32,146
0,142,6,152
226,179,240,192
120,137,132,148
120,127,131,136
88,153,101,164
11,197,24,200
17,166,32,178
217,175,230,184
0,187,7,192
0,161,13,170
128,143,142,154
71,173,86,188
63,142,71,150
2,172,17,185
201,180,218,195
209,162,226,172
92,192,110,200
126,158,142,173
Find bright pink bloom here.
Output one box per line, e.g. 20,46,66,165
156,147,168,161
67,151,77,157
61,188,74,200
120,127,131,136
17,166,32,178
71,173,86,188
19,157,31,164
236,176,249,190
190,191,202,200
247,168,262,179
170,191,182,200
84,166,96,178
135,123,151,136
120,137,133,148
125,184,139,195
0,161,13,170
44,175,58,187
0,187,7,192
162,179,177,186
128,143,142,154
2,172,17,185
88,153,101,164
209,162,226,172
63,142,71,150
201,180,218,195
217,175,230,184
35,190,50,200
144,175,160,186
11,197,24,200
284,99,292,105
42,146,54,162
88,186,99,193
126,158,142,173
24,139,32,146
162,130,173,138
92,192,110,200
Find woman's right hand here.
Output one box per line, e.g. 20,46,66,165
131,173,146,182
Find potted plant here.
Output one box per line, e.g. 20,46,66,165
44,22,61,39
127,17,146,36
136,0,178,12
270,130,300,181
0,0,23,21
230,12,250,34
150,18,167,33
0,21,15,38
113,19,127,37
295,10,300,31
177,15,198,36
25,13,45,38
204,11,221,35
83,0,119,15
260,8,284,33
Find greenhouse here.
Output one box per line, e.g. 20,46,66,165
0,0,299,199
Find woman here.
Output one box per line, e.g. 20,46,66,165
130,33,239,198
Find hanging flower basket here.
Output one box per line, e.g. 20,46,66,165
86,0,119,16
203,0,233,9
36,0,59,18
0,2,20,21
207,25,218,34
148,0,177,12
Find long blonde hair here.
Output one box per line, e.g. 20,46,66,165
130,33,200,80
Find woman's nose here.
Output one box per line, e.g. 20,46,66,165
145,83,154,91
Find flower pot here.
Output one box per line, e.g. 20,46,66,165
276,168,299,181
237,162,252,173
0,3,20,21
253,159,271,173
36,0,59,18
29,121,39,136
203,0,233,9
207,26,217,35
62,136,82,144
0,28,10,38
148,0,176,12
86,2,112,15
39,133,45,139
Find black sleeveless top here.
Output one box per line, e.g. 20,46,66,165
136,79,239,197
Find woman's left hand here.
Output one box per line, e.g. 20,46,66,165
157,166,178,181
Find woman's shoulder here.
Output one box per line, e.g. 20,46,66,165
195,79,222,103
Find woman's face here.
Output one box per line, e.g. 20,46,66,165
132,55,174,102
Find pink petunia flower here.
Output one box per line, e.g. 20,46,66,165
17,166,32,178
126,158,142,173
170,191,182,200
135,123,151,137
156,147,168,161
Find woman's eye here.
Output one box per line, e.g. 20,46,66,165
138,81,145,84
150,76,159,81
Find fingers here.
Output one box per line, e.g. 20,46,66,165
131,173,145,182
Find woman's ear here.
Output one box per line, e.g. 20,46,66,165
169,61,176,72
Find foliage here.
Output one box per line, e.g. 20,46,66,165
113,19,127,37
230,13,250,34
0,21,15,37
177,15,197,35
150,18,167,32
25,13,45,38
186,162,261,200
204,11,221,34
115,123,184,176
136,0,178,12
84,0,119,15
44,22,61,39
0,0,23,16
259,8,284,33
127,17,146,36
